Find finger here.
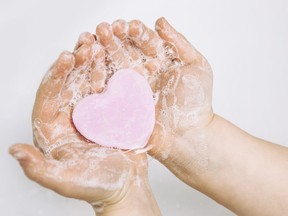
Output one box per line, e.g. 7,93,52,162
112,19,144,60
74,43,94,69
39,51,75,99
144,58,161,75
61,35,95,105
9,144,77,198
74,32,102,91
73,43,94,96
128,20,161,57
9,144,61,190
155,17,201,64
33,52,75,122
74,32,96,51
112,19,128,41
96,22,119,53
90,46,107,93
74,32,95,68
96,22,129,68
112,19,144,67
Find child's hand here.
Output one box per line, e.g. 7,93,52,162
9,34,156,215
94,18,213,170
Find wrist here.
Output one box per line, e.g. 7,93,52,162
193,114,288,215
91,170,161,216
155,113,216,187
159,114,249,187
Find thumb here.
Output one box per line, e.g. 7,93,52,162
9,144,67,195
155,17,202,64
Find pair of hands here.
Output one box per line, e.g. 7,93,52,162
10,18,213,212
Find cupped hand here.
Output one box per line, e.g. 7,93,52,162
93,18,213,171
9,33,147,206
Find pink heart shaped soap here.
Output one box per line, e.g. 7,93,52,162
72,69,155,149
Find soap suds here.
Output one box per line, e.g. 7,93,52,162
32,23,212,192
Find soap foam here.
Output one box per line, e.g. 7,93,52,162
33,27,212,180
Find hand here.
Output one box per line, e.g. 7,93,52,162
89,18,288,216
9,33,156,215
93,18,213,175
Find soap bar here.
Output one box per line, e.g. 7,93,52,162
72,69,155,149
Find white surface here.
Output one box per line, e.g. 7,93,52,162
1,0,287,215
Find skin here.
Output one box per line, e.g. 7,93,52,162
95,18,288,215
99,17,214,181
10,17,288,215
9,33,161,216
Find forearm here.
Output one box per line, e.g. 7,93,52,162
160,114,288,215
93,177,162,216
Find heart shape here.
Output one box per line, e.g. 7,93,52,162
72,69,155,149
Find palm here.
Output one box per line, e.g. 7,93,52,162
11,33,147,203
37,143,135,202
32,54,90,157
94,18,213,159
150,60,213,158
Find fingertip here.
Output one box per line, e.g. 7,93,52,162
96,22,110,34
54,51,75,76
129,19,159,56
96,22,112,45
155,17,168,30
112,19,128,40
155,17,200,64
59,51,75,65
155,17,174,38
75,32,96,50
128,19,143,38
9,144,43,163
73,44,93,68
96,22,120,55
9,144,58,188
9,144,28,161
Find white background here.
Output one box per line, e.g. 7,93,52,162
1,0,288,215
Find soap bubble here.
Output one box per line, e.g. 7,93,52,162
34,118,42,128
